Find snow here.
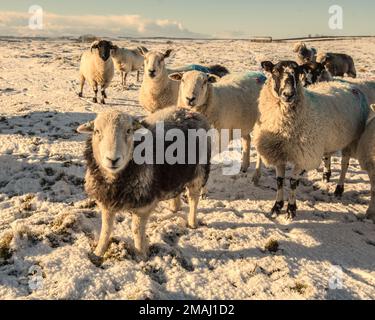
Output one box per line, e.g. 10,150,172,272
0,38,375,300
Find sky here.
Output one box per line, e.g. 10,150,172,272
0,0,374,38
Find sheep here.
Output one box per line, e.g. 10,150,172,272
169,70,267,180
299,62,333,87
293,42,317,65
77,107,211,259
299,72,375,196
317,52,357,78
138,48,229,113
357,105,375,223
110,46,148,88
253,60,370,219
79,40,115,104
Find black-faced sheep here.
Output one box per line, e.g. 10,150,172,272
77,107,211,259
254,60,369,219
299,62,333,87
79,40,115,104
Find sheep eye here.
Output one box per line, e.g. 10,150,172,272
126,128,132,134
94,130,100,135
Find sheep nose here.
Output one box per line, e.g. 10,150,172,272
148,70,156,77
106,157,120,166
283,91,295,100
186,97,196,106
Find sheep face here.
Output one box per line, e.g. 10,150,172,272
141,50,172,79
91,40,116,62
78,111,135,176
300,62,328,87
169,71,218,108
261,61,302,106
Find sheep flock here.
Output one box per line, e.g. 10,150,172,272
1,38,375,300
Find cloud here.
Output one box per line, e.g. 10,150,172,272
0,10,207,38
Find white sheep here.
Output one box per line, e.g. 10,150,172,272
320,78,375,197
111,46,148,88
79,40,115,104
357,105,375,223
77,107,211,259
254,60,369,219
300,74,375,196
138,48,229,113
169,70,267,180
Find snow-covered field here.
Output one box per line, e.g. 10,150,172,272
0,38,375,300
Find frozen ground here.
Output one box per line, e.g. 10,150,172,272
0,38,375,300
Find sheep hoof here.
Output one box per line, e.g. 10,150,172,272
93,97,98,103
269,201,284,218
252,173,261,186
334,185,344,198
78,92,83,98
323,171,331,183
188,222,198,229
135,251,148,262
286,203,297,220
88,252,103,267
101,99,106,105
240,165,249,173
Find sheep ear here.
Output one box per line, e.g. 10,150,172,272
90,41,99,52
371,104,375,112
138,46,148,56
169,73,183,81
207,74,219,83
164,49,173,58
293,42,302,53
77,121,94,134
261,61,274,73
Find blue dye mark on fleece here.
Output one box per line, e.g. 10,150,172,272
333,78,369,125
182,64,212,74
243,71,267,84
354,88,370,126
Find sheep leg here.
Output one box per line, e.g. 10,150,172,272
252,154,263,186
79,74,85,97
137,70,140,82
270,164,286,218
92,83,98,103
201,186,208,200
131,213,150,259
335,153,351,198
100,88,107,104
123,73,128,89
366,174,375,222
170,195,182,213
286,166,303,220
323,156,332,182
94,207,115,257
187,178,203,229
240,135,251,173
121,71,124,86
